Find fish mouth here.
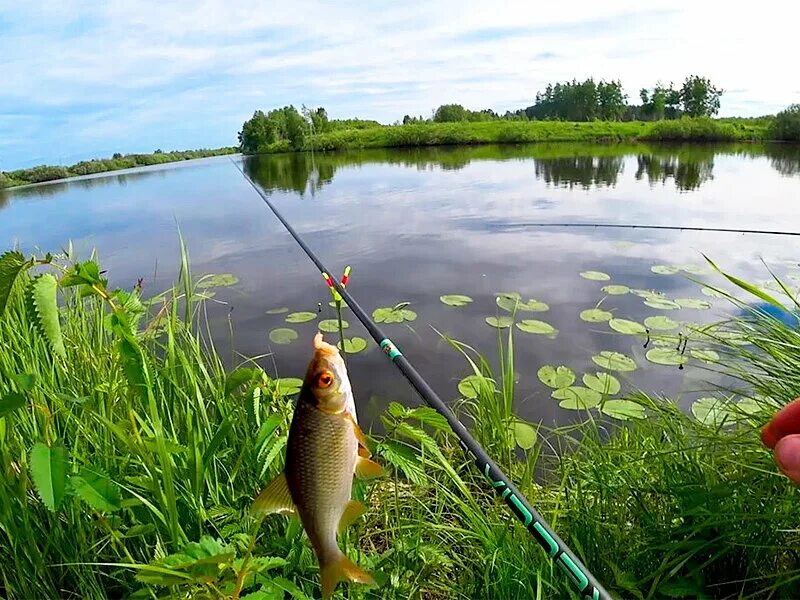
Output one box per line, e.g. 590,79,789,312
313,332,340,357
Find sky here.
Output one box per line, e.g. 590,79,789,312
1,0,799,170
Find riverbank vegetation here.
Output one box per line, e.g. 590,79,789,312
1,241,798,599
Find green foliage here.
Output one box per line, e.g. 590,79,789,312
642,117,750,142
28,273,66,358
680,75,723,117
70,468,122,512
768,104,800,141
0,250,30,315
238,106,310,153
29,443,69,512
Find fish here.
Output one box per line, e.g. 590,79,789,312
253,332,384,598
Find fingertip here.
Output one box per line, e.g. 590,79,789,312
774,434,800,484
762,397,800,449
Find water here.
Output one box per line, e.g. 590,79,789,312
2,143,799,428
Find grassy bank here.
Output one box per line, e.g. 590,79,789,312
0,147,239,190
0,245,798,599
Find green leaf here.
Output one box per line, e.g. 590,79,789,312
601,399,646,420
70,468,121,512
319,319,349,332
139,536,235,584
440,294,473,306
552,387,602,409
275,377,304,396
515,319,557,337
372,306,416,323
690,349,719,363
692,397,734,427
225,368,260,396
651,265,679,275
702,254,787,311
29,442,69,512
266,306,289,314
0,393,26,418
458,374,493,399
601,284,630,295
643,298,680,310
681,264,708,275
269,328,298,344
608,318,646,335
337,337,367,353
630,288,664,299
644,316,678,330
674,298,712,310
485,315,513,328
0,251,29,316
580,308,613,322
580,270,611,281
592,351,637,372
646,348,687,366
285,311,317,323
537,365,576,389
512,421,537,450
583,372,621,395
377,439,426,485
241,586,283,600
196,273,239,289
406,406,451,432
701,286,726,298
60,261,102,287
737,397,764,415
13,372,37,392
28,274,66,358
271,576,313,600
496,293,548,312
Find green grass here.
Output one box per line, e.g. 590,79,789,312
1,245,799,599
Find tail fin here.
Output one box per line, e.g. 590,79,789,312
320,553,375,599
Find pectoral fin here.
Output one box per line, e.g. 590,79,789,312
345,413,372,457
252,473,296,516
355,455,385,480
338,499,367,534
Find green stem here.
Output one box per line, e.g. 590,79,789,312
335,299,347,364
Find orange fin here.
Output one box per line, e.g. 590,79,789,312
345,413,372,457
320,553,375,599
355,456,385,480
338,499,367,534
251,473,296,516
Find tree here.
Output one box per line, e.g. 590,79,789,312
597,80,627,120
238,106,309,153
433,104,469,122
680,75,723,117
769,104,800,141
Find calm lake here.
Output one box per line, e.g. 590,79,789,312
2,143,800,428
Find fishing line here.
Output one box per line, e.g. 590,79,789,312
232,158,611,600
499,222,800,237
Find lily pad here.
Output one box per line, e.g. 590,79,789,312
537,365,576,389
485,316,513,328
580,308,613,322
643,298,681,310
651,265,679,275
338,337,368,354
196,273,239,289
601,399,646,420
328,300,350,309
269,328,298,345
645,348,687,366
690,349,719,363
674,298,712,310
631,288,665,299
692,397,734,427
644,316,678,330
737,397,764,415
552,386,602,409
373,304,417,324
319,319,349,333
580,271,611,281
701,286,726,298
458,375,493,399
608,318,647,335
583,372,621,395
681,264,708,275
516,319,557,337
592,351,637,372
601,285,630,295
440,294,473,307
266,307,289,315
513,421,537,450
496,293,549,312
275,377,303,396
285,311,317,323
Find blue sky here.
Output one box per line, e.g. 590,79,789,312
1,0,798,170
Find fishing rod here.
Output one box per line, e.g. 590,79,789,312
500,222,800,237
232,159,611,600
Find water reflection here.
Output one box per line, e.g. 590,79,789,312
535,156,624,189
634,149,715,191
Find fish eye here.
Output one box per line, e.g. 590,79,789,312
316,370,334,389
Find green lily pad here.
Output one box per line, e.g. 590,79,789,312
692,397,734,427
440,294,473,307
275,377,303,395
592,351,637,372
644,316,678,330
690,349,719,363
328,300,350,309
674,298,712,310
496,293,549,312
552,386,602,409
285,311,317,323
651,265,679,275
652,335,680,347
338,337,367,354
458,374,493,399
601,399,645,420
373,304,417,323
737,397,764,415
516,319,557,337
701,286,726,298
608,318,647,335
513,421,537,450
196,273,239,289
269,328,298,345
485,316,513,329
580,271,611,281
645,348,687,366
537,365,576,389
681,264,708,275
601,285,630,295
580,308,613,322
631,288,665,299
266,307,289,315
583,372,621,395
319,319,349,333
643,298,680,310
